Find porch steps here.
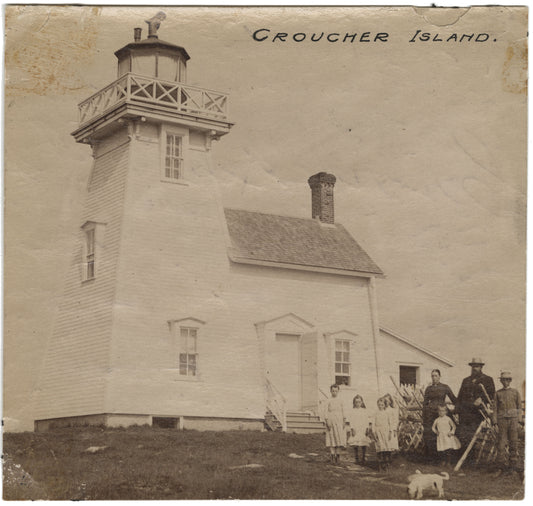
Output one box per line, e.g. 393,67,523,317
286,411,325,434
265,410,326,434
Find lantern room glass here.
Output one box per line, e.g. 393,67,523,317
131,53,156,76
118,50,185,82
158,54,181,82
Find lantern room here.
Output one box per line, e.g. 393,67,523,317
72,17,233,145
114,27,190,83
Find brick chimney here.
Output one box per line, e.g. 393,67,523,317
308,172,336,224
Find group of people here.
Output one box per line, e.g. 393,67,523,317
423,358,522,476
324,384,400,471
323,357,522,477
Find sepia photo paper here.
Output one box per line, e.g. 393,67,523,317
3,4,527,500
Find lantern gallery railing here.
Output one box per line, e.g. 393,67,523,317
78,73,229,125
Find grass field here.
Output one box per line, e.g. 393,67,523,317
3,426,524,500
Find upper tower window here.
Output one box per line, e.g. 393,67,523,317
85,228,95,280
81,221,105,282
165,133,183,180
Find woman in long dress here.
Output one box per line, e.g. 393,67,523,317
324,384,346,464
422,369,457,462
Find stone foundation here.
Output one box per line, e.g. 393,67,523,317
34,413,264,432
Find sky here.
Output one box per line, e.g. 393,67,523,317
4,5,527,430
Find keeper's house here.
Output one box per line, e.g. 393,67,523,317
34,23,453,432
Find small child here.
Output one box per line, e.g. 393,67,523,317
324,384,346,464
347,394,371,465
371,396,393,472
431,404,461,466
492,371,522,477
383,393,399,453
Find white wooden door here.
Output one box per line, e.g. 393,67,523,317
269,333,302,411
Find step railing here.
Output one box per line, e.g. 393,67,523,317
317,387,329,422
266,378,287,432
78,73,229,126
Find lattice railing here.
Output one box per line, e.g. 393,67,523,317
78,73,229,126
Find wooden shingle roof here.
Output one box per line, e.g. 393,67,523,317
224,208,383,276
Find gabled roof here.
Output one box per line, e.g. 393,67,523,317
224,208,383,276
380,326,455,367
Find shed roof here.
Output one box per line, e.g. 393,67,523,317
224,208,383,276
380,327,455,367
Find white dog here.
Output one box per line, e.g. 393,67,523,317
407,470,449,499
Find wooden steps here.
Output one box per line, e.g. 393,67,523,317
265,410,325,434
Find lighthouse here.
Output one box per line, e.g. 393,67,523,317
36,15,446,435
34,18,250,430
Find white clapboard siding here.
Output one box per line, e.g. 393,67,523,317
35,132,130,420
36,119,390,425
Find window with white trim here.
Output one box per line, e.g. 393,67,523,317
85,228,95,280
81,221,104,282
168,318,205,377
178,326,198,376
164,133,183,180
334,340,351,386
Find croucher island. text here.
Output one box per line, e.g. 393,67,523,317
252,29,495,43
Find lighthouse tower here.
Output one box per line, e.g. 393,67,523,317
33,19,253,430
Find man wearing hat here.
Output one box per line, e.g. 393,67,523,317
492,371,522,476
456,358,495,447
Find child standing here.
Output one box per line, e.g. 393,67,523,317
431,404,461,466
383,393,399,453
371,397,393,471
324,384,346,464
492,371,522,477
347,394,371,465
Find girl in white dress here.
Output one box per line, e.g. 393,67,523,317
347,394,371,465
371,397,392,471
324,384,346,464
383,393,399,452
432,405,461,466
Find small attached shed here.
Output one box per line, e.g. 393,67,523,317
378,327,455,392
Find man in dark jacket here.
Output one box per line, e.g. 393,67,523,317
456,357,495,448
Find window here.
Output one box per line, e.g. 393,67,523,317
178,327,198,376
81,221,104,282
85,228,95,280
399,365,419,386
168,318,205,377
334,340,351,386
164,133,183,180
